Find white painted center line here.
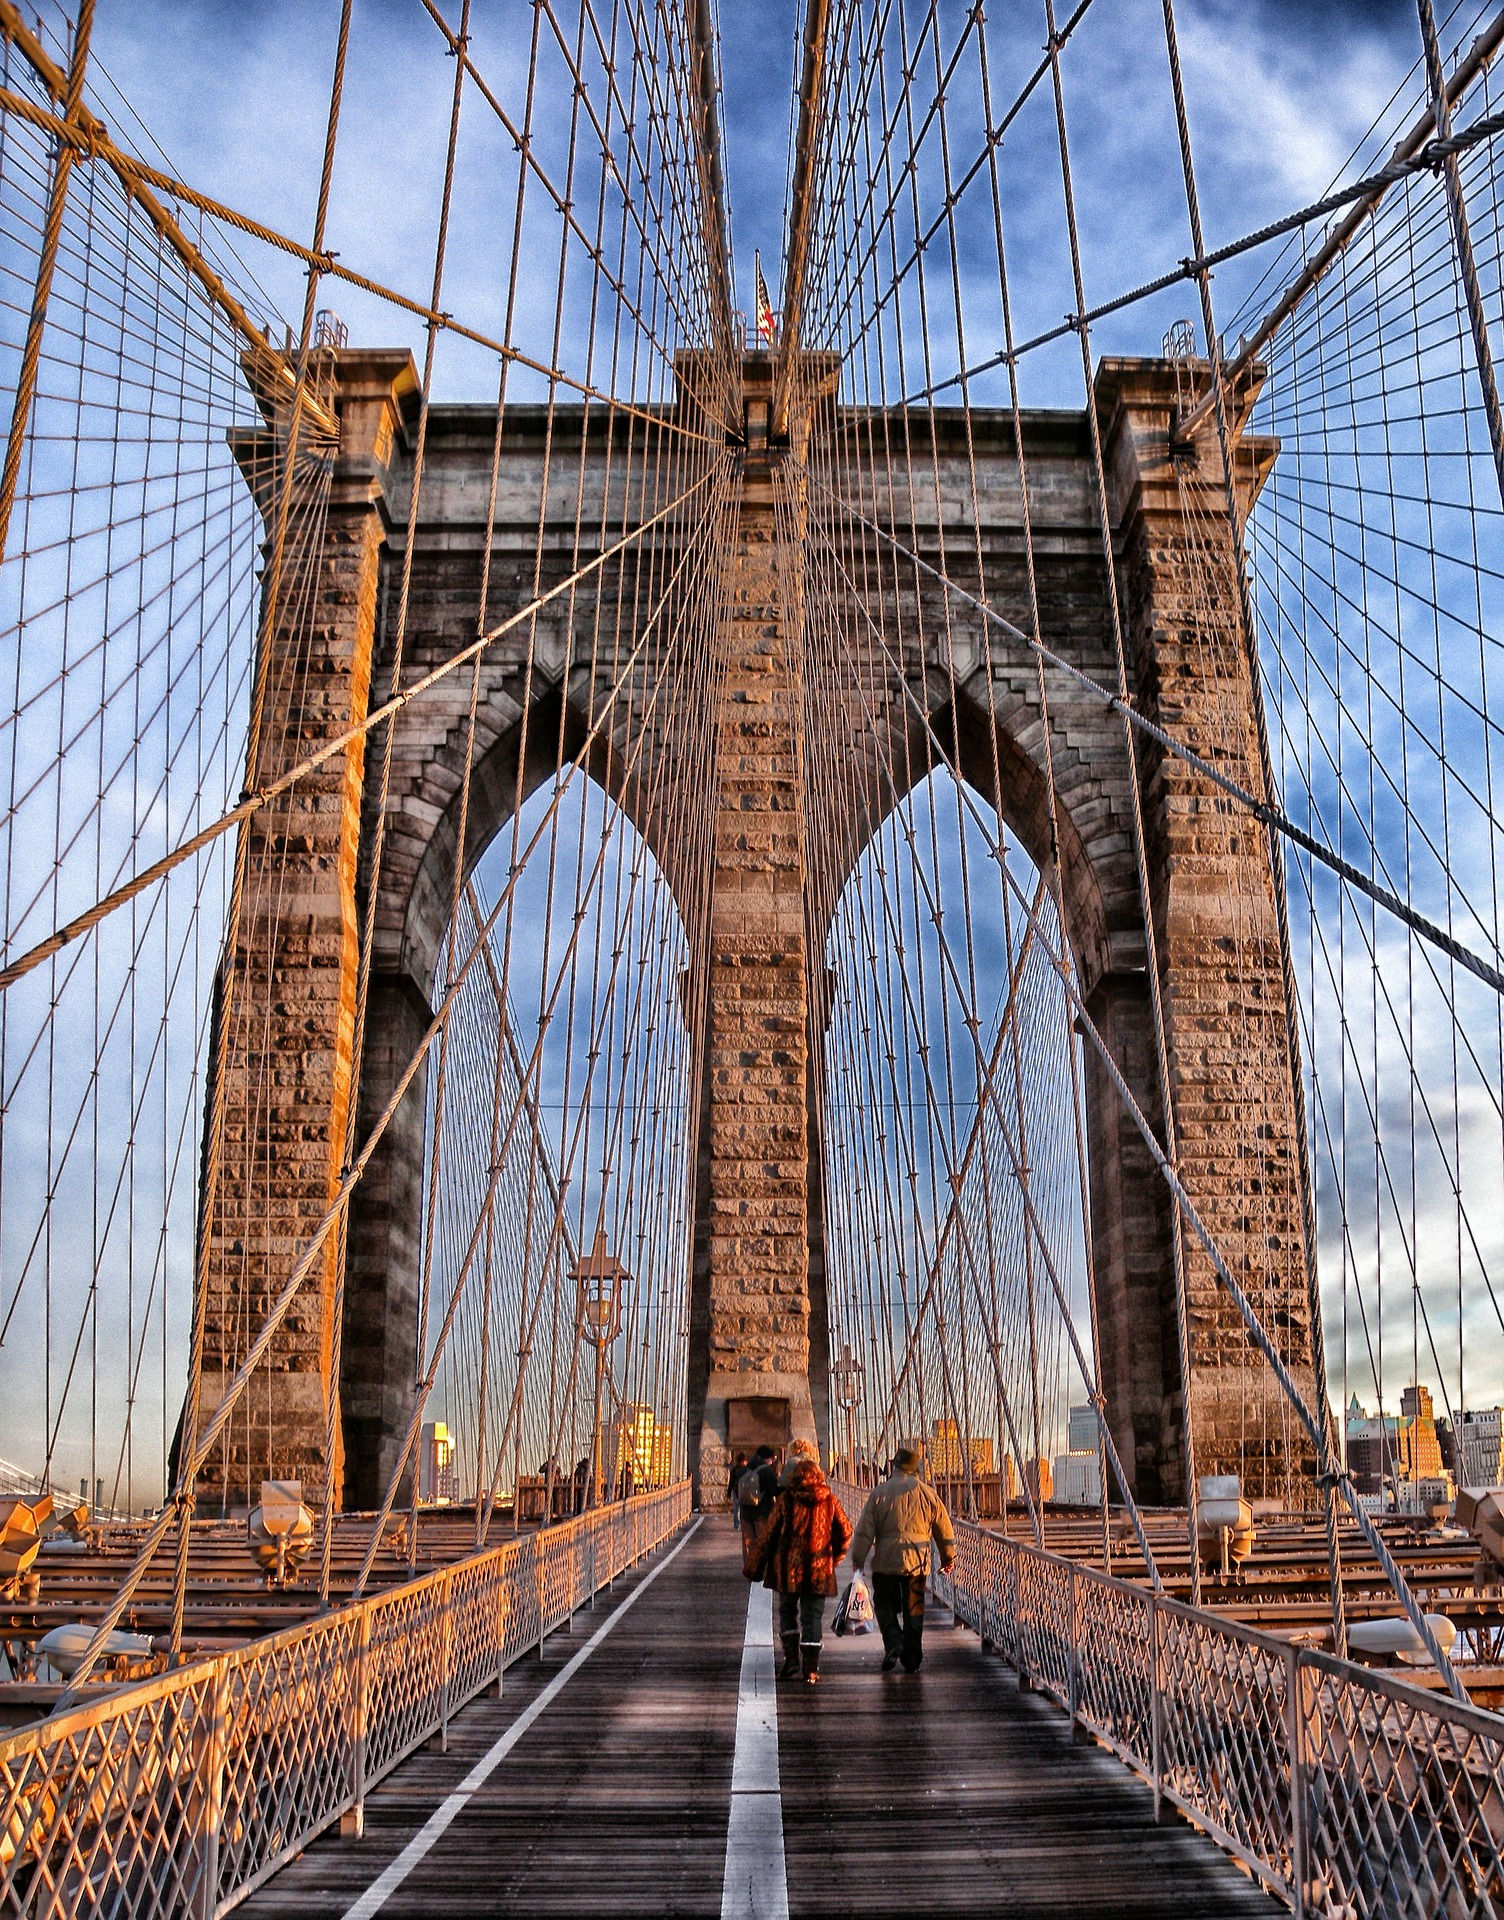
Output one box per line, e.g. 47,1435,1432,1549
721,1582,789,1920
338,1518,703,1920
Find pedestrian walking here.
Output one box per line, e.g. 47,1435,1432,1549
727,1450,749,1529
737,1444,779,1576
778,1436,818,1484
757,1444,851,1684
849,1443,955,1673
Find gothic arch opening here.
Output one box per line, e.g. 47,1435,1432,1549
818,764,1099,1514
346,764,699,1513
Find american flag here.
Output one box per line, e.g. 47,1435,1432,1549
754,252,777,347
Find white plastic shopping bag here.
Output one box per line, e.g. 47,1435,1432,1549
834,1570,876,1634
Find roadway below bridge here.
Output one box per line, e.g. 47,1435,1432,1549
242,1518,1282,1918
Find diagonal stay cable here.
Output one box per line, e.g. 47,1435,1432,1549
0,83,722,449
48,459,733,1701
819,516,1468,1697
0,465,723,996
806,467,1504,999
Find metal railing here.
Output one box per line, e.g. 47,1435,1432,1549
934,1514,1504,1919
0,1481,692,1918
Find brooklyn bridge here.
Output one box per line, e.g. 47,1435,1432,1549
2,0,1504,1912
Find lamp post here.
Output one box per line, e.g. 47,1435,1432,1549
573,1229,628,1509
830,1343,863,1483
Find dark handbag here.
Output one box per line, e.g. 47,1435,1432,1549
742,1507,778,1581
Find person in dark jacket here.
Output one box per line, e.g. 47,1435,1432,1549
738,1445,779,1575
758,1450,852,1684
727,1451,750,1529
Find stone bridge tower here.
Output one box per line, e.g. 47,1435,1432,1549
194,345,1320,1514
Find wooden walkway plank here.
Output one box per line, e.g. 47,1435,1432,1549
776,1560,1282,1919
241,1522,1285,1918
239,1520,743,1918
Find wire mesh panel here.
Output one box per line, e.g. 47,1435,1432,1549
944,1516,1504,1913
503,1533,544,1664
1072,1571,1155,1764
0,1666,215,1919
448,1557,505,1706
0,1484,689,1916
1011,1545,1072,1697
1156,1608,1297,1891
1304,1657,1504,1919
215,1612,361,1902
363,1577,449,1783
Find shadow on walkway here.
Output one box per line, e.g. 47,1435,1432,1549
241,1517,1283,1918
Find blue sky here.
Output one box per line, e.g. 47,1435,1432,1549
5,0,1499,1495
78,0,1441,404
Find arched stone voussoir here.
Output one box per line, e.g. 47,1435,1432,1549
385,678,705,1003
935,672,1141,999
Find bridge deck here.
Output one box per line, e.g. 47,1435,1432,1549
242,1518,1283,1918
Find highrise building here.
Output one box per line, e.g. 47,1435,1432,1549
1345,1395,1397,1496
601,1403,674,1490
1347,1389,1457,1507
929,1419,995,1477
1022,1455,1053,1505
1052,1452,1102,1504
1397,1385,1444,1483
1458,1408,1504,1487
419,1421,459,1503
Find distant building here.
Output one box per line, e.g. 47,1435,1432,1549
1022,1455,1053,1505
1347,1389,1458,1509
1345,1395,1396,1496
1394,1477,1454,1518
930,1419,995,1478
1458,1408,1504,1487
420,1421,459,1503
602,1403,673,1490
1052,1452,1101,1505
1067,1403,1097,1454
1398,1385,1444,1484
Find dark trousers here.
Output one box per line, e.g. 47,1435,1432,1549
873,1570,927,1670
779,1590,827,1646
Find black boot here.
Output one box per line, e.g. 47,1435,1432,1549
780,1633,801,1679
801,1641,822,1685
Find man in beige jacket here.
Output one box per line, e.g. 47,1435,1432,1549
848,1443,956,1672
